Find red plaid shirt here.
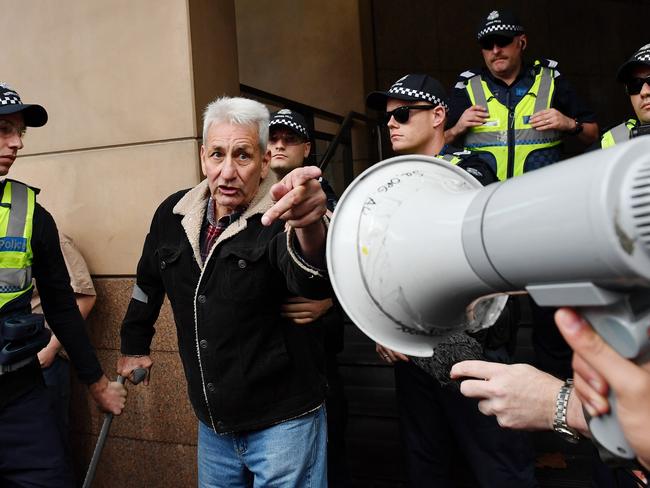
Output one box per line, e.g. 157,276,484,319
200,198,243,263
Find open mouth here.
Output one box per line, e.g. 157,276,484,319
218,186,239,196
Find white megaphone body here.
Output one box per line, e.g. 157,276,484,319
327,137,650,462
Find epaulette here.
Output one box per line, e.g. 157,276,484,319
455,70,478,89
539,58,561,77
5,178,41,195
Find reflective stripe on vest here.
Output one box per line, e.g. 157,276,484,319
463,61,561,180
601,120,636,148
0,181,35,307
438,154,462,164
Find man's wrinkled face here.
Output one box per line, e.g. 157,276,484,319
268,127,310,176
629,65,650,124
481,34,526,80
200,122,270,219
386,99,438,155
0,112,25,176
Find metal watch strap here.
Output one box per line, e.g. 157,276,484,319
553,378,581,443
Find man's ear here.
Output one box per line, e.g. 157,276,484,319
303,141,311,160
260,149,271,179
519,34,527,51
200,145,208,177
432,106,446,129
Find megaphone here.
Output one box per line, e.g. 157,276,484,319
327,137,650,461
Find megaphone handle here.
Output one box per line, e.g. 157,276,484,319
587,392,635,460
581,307,636,460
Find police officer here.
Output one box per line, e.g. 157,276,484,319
366,73,537,488
268,108,351,487
0,83,126,487
445,9,598,181
446,9,601,386
602,43,650,147
367,73,498,181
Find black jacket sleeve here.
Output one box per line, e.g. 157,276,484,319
32,204,103,384
120,203,168,356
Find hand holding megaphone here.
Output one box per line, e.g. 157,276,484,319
327,138,650,463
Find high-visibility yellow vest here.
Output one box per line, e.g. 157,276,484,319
0,179,36,310
601,119,637,148
463,60,562,180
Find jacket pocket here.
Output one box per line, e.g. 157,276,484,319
156,246,183,291
217,246,274,301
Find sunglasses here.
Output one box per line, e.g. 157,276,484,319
625,76,650,95
269,131,306,146
479,36,515,50
382,105,436,125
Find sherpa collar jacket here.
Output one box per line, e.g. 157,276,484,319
120,176,329,433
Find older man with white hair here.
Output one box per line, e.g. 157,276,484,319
118,97,330,487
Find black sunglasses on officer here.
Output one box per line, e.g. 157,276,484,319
479,35,515,51
625,76,650,96
268,129,307,146
382,105,437,125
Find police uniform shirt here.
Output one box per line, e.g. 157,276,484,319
447,61,597,167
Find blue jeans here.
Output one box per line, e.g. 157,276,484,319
198,406,327,488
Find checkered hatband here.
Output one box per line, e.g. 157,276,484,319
388,86,449,111
0,88,20,106
269,119,309,138
477,24,524,40
633,48,650,62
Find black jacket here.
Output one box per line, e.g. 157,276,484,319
120,177,329,433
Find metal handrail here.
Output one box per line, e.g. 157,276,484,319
319,112,354,171
319,111,383,173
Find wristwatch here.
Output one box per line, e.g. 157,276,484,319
569,118,583,135
553,378,581,443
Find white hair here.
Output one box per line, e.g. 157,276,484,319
202,96,269,150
